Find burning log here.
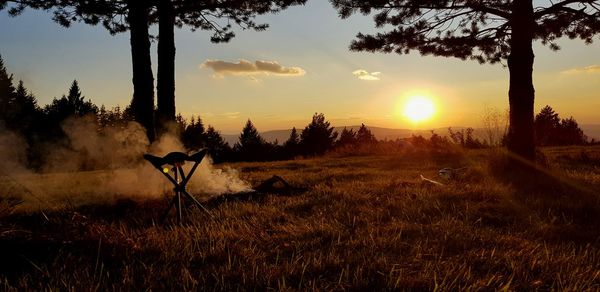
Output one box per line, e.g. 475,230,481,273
203,175,305,208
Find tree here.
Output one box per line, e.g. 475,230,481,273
204,125,232,163
155,0,308,130
126,0,156,141
283,127,301,157
448,127,484,148
156,0,176,131
464,128,484,149
65,80,97,116
45,80,98,127
534,106,587,146
336,127,357,148
558,116,587,145
98,105,128,129
0,75,40,137
482,105,506,146
234,119,267,161
181,115,206,150
11,80,40,134
355,123,376,145
428,131,451,150
534,105,561,145
3,0,156,140
0,55,16,128
300,113,338,156
331,0,600,161
448,127,465,146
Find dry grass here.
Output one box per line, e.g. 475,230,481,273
1,147,599,290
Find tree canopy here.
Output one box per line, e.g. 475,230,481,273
331,0,599,63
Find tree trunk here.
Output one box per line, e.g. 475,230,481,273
507,0,535,162
127,0,155,142
157,0,176,134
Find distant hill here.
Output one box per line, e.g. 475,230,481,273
221,124,600,145
581,124,600,141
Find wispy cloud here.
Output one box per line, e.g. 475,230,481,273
204,112,241,119
201,59,306,77
561,65,600,75
353,69,381,81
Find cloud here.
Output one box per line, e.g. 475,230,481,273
353,69,381,81
561,65,600,75
201,59,306,77
219,112,240,119
203,112,241,119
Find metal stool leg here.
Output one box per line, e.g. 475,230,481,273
161,195,178,223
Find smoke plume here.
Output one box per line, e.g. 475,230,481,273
0,116,251,211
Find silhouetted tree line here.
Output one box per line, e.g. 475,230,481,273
0,56,120,169
0,56,361,166
176,113,342,163
534,105,588,146
448,128,486,149
1,56,591,170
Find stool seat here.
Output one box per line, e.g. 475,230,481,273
144,149,208,169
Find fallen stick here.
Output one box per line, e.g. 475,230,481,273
420,174,445,186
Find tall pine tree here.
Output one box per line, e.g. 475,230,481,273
235,119,266,161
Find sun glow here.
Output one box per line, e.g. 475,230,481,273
403,96,436,123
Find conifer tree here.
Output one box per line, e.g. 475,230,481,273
534,105,587,145
204,125,231,163
11,80,39,133
235,119,266,161
283,127,301,157
356,124,376,145
558,117,587,145
45,80,97,125
337,127,357,147
300,113,338,156
0,55,16,126
181,116,206,150
534,105,561,146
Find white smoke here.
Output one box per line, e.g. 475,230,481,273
0,128,29,174
0,116,251,211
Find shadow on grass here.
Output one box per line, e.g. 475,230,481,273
0,200,156,286
487,151,600,242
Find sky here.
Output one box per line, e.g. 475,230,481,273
1,1,599,134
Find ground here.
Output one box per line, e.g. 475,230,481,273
1,147,599,290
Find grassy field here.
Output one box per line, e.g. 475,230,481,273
1,147,599,290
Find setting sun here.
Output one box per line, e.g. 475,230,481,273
403,96,436,123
